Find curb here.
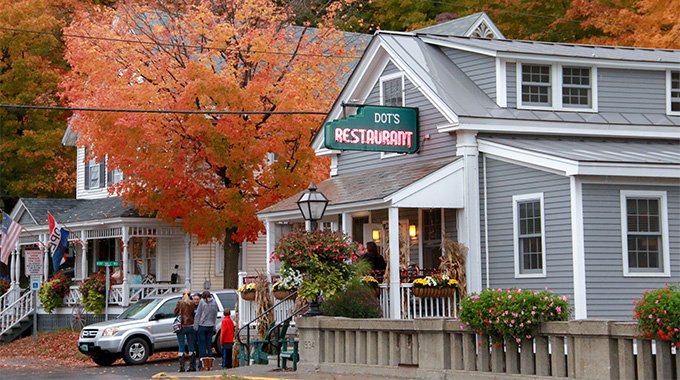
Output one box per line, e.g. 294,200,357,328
152,372,290,380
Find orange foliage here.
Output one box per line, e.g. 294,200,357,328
61,0,359,243
567,0,680,48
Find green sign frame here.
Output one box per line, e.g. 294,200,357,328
96,261,120,267
324,105,419,153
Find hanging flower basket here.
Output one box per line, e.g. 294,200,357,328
273,290,295,300
412,287,456,298
241,291,256,301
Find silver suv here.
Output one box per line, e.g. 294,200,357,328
78,290,237,366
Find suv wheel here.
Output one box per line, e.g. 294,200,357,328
91,355,118,366
122,337,150,365
213,330,222,356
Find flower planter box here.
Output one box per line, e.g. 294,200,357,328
273,290,295,300
241,291,256,301
412,287,456,298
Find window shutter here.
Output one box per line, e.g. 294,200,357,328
107,160,113,186
84,147,90,190
99,157,106,187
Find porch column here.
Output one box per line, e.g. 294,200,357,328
122,227,130,306
265,220,275,277
14,246,20,285
341,212,352,236
388,206,401,319
456,130,482,294
9,246,16,286
42,235,49,281
80,232,88,281
184,233,191,288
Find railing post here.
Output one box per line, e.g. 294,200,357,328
569,320,618,380
417,319,449,370
121,228,130,307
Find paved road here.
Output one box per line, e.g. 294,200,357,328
0,357,177,380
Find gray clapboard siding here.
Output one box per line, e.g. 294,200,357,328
336,61,457,175
481,156,574,298
598,68,666,114
442,48,496,101
582,183,680,320
506,62,517,108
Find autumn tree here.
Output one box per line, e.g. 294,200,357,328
0,0,78,209
566,0,680,48
61,0,360,287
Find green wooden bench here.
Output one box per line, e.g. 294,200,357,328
240,320,290,365
279,340,299,371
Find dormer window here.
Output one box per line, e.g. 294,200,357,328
669,70,680,115
518,63,596,111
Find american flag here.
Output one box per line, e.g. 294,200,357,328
1,211,22,265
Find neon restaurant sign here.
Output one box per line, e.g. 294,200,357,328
324,105,419,154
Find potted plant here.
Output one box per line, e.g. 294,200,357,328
271,281,296,300
38,273,71,313
271,230,359,314
238,282,257,301
411,273,457,298
361,275,380,296
80,272,106,315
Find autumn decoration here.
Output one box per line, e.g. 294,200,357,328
38,273,71,314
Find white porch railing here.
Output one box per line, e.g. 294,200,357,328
239,295,297,329
378,283,457,319
63,283,184,308
0,290,34,336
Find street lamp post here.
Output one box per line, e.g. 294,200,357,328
296,182,329,232
296,182,329,316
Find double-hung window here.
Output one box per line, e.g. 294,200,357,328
513,193,546,277
521,64,552,106
562,67,591,107
621,191,670,276
669,70,680,115
380,73,404,107
518,63,595,111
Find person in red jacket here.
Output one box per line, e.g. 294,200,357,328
220,309,235,369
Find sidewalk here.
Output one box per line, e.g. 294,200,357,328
152,363,407,380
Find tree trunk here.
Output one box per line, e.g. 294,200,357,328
222,227,240,289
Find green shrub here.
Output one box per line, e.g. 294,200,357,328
321,281,381,319
38,273,71,314
458,288,571,343
633,283,679,345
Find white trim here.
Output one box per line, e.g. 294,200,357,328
440,120,680,139
517,62,597,112
620,190,670,277
387,158,464,204
570,177,587,319
668,69,680,116
466,14,505,39
512,193,547,278
482,155,490,289
495,58,507,107
330,154,338,176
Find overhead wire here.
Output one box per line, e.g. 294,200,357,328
0,104,327,115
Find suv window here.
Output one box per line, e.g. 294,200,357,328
118,299,162,319
154,298,180,319
216,292,237,310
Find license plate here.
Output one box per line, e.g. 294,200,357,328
80,344,88,352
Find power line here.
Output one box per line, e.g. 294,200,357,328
0,26,363,60
0,104,327,115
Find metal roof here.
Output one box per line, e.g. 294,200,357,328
17,197,142,227
419,34,680,64
260,157,459,214
478,135,680,164
415,13,480,36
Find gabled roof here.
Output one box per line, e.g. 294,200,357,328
260,157,459,216
16,197,142,227
414,12,505,39
420,35,680,64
